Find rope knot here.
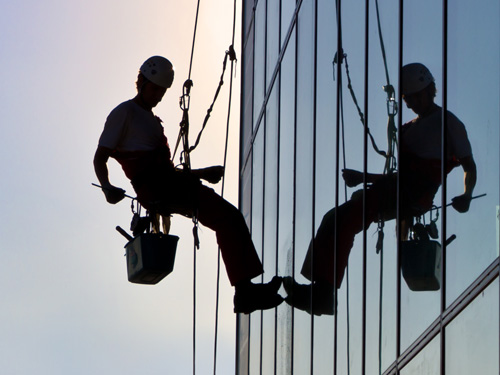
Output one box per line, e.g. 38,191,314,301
227,45,237,62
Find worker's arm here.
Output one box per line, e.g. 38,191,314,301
191,165,225,184
451,155,477,213
93,146,126,204
342,169,384,187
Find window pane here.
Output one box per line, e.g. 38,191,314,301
400,0,443,351
261,83,279,375
446,279,499,375
312,0,338,372
242,28,254,165
293,1,315,373
445,0,500,305
254,1,266,129
276,33,295,375
267,0,280,89
281,0,296,47
249,128,264,374
400,335,440,375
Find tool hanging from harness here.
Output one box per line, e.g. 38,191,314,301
92,183,179,285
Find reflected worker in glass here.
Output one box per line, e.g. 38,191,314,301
284,63,477,315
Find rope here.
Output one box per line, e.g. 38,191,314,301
334,53,387,159
190,46,237,154
213,3,238,374
178,3,202,374
373,2,398,373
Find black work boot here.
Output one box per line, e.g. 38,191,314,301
283,277,335,316
234,276,284,314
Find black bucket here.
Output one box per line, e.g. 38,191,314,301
401,240,441,291
125,233,179,285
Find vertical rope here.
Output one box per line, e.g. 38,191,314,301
188,0,202,81
213,1,238,374
185,3,201,375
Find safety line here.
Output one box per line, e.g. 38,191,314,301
184,2,201,375
187,0,201,81
213,1,238,374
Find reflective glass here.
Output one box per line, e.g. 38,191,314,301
242,28,254,165
365,1,401,373
238,161,252,374
446,279,499,374
261,83,279,375
312,0,338,372
254,0,266,129
276,32,295,375
267,0,280,89
333,1,369,373
445,0,500,305
400,0,443,351
236,314,250,375
249,128,264,374
281,0,296,47
400,335,440,375
293,0,315,373
243,0,255,38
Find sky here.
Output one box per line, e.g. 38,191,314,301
0,0,242,374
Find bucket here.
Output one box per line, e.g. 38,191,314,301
125,233,179,285
401,240,441,291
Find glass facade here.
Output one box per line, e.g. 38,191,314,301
237,0,499,374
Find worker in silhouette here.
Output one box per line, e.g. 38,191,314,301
284,63,477,315
94,56,283,313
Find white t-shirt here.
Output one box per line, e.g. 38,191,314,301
402,107,472,161
99,99,166,152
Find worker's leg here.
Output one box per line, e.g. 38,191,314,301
195,185,264,286
301,175,397,288
285,178,396,315
134,172,264,285
300,194,370,288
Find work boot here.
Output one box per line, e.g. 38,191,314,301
233,276,284,314
283,277,335,316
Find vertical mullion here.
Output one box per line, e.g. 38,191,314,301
334,0,343,373
274,2,283,374
259,1,268,374
310,0,319,372
440,0,448,375
361,0,370,373
396,0,403,373
291,7,299,374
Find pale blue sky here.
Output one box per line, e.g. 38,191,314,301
0,1,241,373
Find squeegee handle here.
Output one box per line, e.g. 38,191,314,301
116,226,134,241
444,193,487,208
91,183,135,200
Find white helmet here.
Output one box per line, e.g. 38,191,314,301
402,63,434,96
140,56,174,89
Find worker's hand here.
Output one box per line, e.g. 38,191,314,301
451,193,472,213
198,166,225,184
103,185,126,204
342,169,363,187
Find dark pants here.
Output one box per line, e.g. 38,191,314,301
301,174,439,288
132,170,263,285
